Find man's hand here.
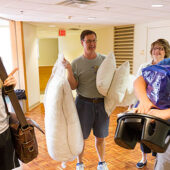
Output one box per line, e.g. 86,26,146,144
3,68,18,87
62,58,78,90
62,58,72,70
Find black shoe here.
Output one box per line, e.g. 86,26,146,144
136,161,147,168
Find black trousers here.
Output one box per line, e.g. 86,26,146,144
0,127,20,170
140,143,157,156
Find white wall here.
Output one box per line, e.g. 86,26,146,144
147,21,170,60
0,24,13,73
58,31,83,62
133,24,148,74
38,38,58,66
133,20,170,75
23,23,40,109
95,27,114,56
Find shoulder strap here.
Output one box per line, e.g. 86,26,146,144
0,57,28,127
2,87,10,115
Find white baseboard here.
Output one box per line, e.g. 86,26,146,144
29,101,40,111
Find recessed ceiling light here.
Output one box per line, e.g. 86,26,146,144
88,17,96,20
152,4,164,7
76,3,88,8
104,7,110,10
20,10,24,14
67,16,72,19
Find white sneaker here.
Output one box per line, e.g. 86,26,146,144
76,163,84,170
97,162,108,170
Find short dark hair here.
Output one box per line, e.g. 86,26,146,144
150,39,170,58
80,30,97,41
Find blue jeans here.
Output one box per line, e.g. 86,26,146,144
75,95,109,139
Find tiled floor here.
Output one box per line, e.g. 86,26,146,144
20,104,155,170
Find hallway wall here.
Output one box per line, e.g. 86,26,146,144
23,20,170,109
23,23,40,109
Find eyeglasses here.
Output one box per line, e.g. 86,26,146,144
153,47,164,51
83,39,97,44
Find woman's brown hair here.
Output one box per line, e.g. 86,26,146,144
150,39,170,58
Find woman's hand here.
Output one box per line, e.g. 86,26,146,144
3,68,18,87
135,99,157,114
133,76,157,114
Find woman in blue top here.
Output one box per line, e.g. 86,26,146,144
135,39,170,168
134,58,170,170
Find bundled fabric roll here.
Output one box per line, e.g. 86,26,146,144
44,54,83,163
142,64,170,109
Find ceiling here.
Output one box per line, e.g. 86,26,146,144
0,0,170,28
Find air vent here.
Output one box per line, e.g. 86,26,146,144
114,25,134,73
56,0,97,6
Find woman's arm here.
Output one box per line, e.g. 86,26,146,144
148,108,170,120
133,76,156,113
